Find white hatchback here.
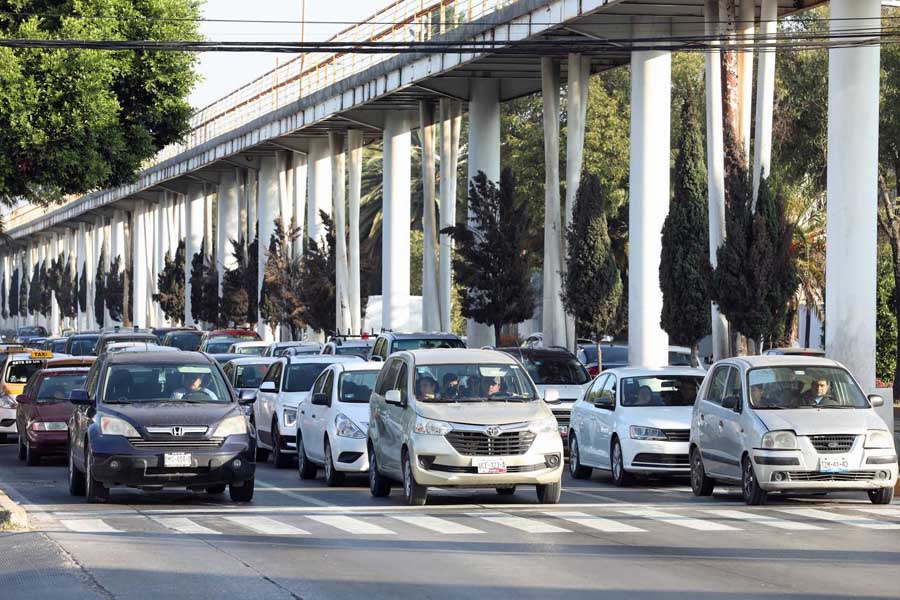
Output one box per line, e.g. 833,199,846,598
297,362,383,485
568,367,707,485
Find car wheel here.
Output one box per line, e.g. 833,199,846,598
205,485,227,495
402,451,427,506
690,447,715,497
84,445,109,504
323,439,344,487
569,435,593,480
297,433,318,480
495,486,516,496
868,487,895,505
368,446,392,498
25,440,40,466
229,477,254,502
272,422,292,469
610,438,631,487
17,435,26,461
255,447,270,462
536,480,562,504
741,456,767,506
68,443,86,497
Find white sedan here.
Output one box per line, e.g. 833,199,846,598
568,367,706,485
297,361,383,485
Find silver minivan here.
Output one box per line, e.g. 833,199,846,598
690,356,897,505
367,349,564,506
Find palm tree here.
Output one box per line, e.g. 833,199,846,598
784,186,825,347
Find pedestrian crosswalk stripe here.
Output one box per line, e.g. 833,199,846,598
224,516,310,536
61,519,121,534
153,517,221,535
778,508,900,530
704,509,824,531
853,507,900,519
390,514,484,535
618,508,740,531
546,511,646,533
469,511,571,534
308,515,396,535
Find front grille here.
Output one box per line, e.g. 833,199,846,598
808,434,857,454
552,411,570,428
428,463,545,474
632,453,689,468
662,429,690,442
786,471,875,482
444,430,535,456
145,467,211,476
129,438,224,449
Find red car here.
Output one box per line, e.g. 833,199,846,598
199,329,261,352
16,367,90,465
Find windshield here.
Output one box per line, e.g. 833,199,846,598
51,340,67,353
205,340,236,354
284,363,330,392
394,338,465,352
36,374,87,403
5,361,44,384
339,371,379,403
620,375,704,407
166,332,201,351
102,364,231,404
235,346,267,356
212,332,258,341
235,364,270,388
18,327,47,337
414,363,538,402
747,366,870,409
335,345,372,357
601,346,628,365
68,336,99,356
521,355,590,385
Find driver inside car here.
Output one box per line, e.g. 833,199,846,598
172,372,217,401
416,375,438,401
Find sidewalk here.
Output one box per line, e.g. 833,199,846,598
0,530,105,600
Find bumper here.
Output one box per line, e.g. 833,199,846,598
752,449,898,491
0,408,17,434
410,431,564,487
624,439,690,474
26,430,68,454
330,435,368,473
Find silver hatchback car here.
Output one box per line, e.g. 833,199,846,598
690,356,897,505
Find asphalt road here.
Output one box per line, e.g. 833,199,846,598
0,441,899,600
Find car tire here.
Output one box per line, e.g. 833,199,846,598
297,433,318,480
495,486,516,496
323,439,344,487
868,487,895,505
402,451,427,506
690,447,715,497
205,485,227,495
536,480,562,504
255,447,270,463
610,438,632,487
568,435,593,480
84,446,109,504
368,446,392,498
17,436,26,461
68,443,86,497
0,433,7,444
229,477,254,503
272,422,292,469
741,456,767,506
25,441,40,466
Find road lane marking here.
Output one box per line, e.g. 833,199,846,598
254,480,333,507
618,509,740,531
308,515,396,535
546,511,646,533
224,516,310,535
853,507,900,519
778,508,900,530
390,514,484,535
60,519,121,533
704,509,824,531
153,517,221,535
469,511,571,534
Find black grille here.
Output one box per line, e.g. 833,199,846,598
444,430,535,456
552,411,570,427
632,453,689,468
662,429,690,442
428,463,545,474
786,471,875,482
129,438,223,449
808,435,856,454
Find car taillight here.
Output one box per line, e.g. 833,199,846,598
588,366,599,377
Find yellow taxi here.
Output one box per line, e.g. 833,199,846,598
0,350,53,442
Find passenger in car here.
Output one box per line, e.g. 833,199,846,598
416,376,438,401
484,376,503,398
635,386,653,406
801,379,835,407
442,373,460,399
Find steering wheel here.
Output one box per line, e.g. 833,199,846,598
181,390,212,401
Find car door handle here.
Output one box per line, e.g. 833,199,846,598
311,414,316,419
300,410,305,415
718,420,724,428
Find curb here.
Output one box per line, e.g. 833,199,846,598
0,486,28,530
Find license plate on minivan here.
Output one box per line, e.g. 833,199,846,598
473,457,506,474
819,455,850,473
164,452,192,468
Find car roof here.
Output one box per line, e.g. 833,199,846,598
717,355,844,369
99,332,157,340
227,357,278,366
69,332,100,338
381,331,462,340
496,347,577,359
36,367,91,377
107,350,212,365
208,329,258,336
327,339,373,346
601,366,707,378
403,348,517,365
285,355,363,365
45,357,96,369
230,341,269,347
330,361,384,373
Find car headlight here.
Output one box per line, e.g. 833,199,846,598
99,416,140,437
31,421,68,432
865,430,895,449
760,430,798,450
335,413,366,439
414,417,452,436
528,416,559,435
630,426,667,441
283,407,298,428
213,415,248,438
0,394,16,409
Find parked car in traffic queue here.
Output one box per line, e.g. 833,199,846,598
222,357,276,422
0,350,54,442
17,366,90,465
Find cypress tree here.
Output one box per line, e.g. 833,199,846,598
94,249,106,328
28,261,43,316
221,238,251,327
78,266,87,313
19,268,28,317
298,213,337,335
1,277,6,320
9,268,18,318
189,241,205,325
153,241,186,325
757,178,798,346
247,232,259,323
106,256,125,323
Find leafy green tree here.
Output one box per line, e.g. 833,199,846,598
93,249,105,328
105,256,125,323
757,178,798,346
8,268,18,318
153,240,185,325
659,89,711,366
442,169,535,342
876,244,897,386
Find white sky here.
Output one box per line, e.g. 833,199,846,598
190,0,388,108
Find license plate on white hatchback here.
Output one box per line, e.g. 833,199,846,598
819,455,850,473
558,425,569,436
164,452,192,468
473,457,507,474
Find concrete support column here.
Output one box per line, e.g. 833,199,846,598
420,101,441,333
24,245,34,326
439,99,462,333
382,111,413,331
308,138,332,246
541,58,566,350
185,183,205,327
826,0,881,390
330,132,351,335
277,152,294,235
466,78,501,347
752,0,778,201
738,0,755,160
348,130,364,334
628,23,671,368
237,170,248,246
49,235,59,336
292,153,308,256
153,199,165,327
247,169,258,244
133,205,149,329
218,169,240,294
258,155,279,341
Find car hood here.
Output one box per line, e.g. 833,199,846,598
755,408,889,435
621,406,693,429
537,384,589,402
280,392,309,408
103,402,240,428
416,401,550,425
32,401,75,422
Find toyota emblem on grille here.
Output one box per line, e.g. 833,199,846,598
486,426,502,438
172,426,184,437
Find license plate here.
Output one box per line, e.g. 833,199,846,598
164,452,192,468
558,425,569,436
473,457,506,474
819,455,850,473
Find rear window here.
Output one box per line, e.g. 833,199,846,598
284,364,330,392
235,364,270,388
18,327,47,336
205,340,236,354
235,346,267,356
51,339,67,353
166,332,202,351
601,346,629,365
36,374,87,402
335,346,371,357
68,336,99,356
620,375,704,407
339,371,379,403
5,360,44,384
393,338,465,352
521,355,590,385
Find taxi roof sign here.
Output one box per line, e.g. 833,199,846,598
0,345,26,354
29,350,53,359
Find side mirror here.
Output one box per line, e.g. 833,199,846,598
868,394,885,408
544,389,560,403
370,355,384,362
69,389,92,406
238,389,257,405
16,394,29,404
594,399,613,410
259,381,277,393
722,395,740,412
312,393,329,407
385,389,404,406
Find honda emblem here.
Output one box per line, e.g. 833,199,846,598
172,426,184,437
